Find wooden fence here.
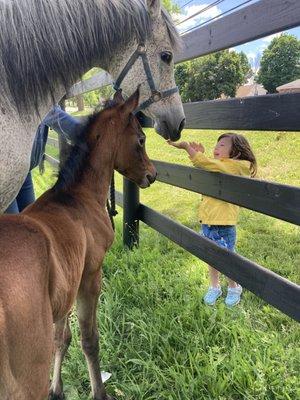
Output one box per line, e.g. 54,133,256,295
45,0,300,322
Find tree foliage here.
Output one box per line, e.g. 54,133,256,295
175,50,250,102
162,0,180,13
257,34,300,93
239,51,252,82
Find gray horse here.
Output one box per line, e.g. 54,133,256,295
0,0,185,212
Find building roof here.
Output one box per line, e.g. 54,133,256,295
236,83,266,97
276,79,300,91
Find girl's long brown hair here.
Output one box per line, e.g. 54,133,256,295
218,133,257,177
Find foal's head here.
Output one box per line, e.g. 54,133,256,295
90,88,157,188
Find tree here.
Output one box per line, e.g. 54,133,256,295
257,34,300,93
239,51,252,82
175,50,249,102
174,63,189,100
162,0,180,13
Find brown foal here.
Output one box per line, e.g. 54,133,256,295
0,88,156,400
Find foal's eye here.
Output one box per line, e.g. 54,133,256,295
160,51,173,65
138,137,145,147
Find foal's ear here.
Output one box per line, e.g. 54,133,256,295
147,0,161,18
123,86,140,115
113,89,124,105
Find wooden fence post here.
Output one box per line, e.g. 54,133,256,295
123,178,140,249
122,112,151,248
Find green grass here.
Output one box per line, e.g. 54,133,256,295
32,126,300,399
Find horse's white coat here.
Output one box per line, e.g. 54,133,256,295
0,0,185,212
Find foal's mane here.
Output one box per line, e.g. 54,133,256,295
52,111,102,194
0,0,180,112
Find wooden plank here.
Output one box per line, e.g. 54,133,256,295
47,137,59,148
45,154,59,168
45,155,300,225
175,0,300,63
65,71,112,99
115,190,123,207
153,160,300,226
183,93,300,131
139,203,300,322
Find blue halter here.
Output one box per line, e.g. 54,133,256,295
113,44,179,113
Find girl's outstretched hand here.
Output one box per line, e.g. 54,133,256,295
167,140,189,149
168,140,205,158
190,142,205,153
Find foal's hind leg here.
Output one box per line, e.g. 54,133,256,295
77,270,115,400
48,315,72,400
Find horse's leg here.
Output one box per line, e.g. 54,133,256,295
77,270,115,400
48,315,72,400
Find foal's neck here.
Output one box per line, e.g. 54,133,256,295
79,127,118,208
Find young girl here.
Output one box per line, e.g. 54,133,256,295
168,133,257,307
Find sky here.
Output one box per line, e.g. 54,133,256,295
173,0,300,70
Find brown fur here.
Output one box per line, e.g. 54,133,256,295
0,88,156,400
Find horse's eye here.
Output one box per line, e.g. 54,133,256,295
160,51,173,65
138,136,145,147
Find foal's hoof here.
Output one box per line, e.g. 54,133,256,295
48,390,65,400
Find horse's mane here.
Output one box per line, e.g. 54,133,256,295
0,0,180,113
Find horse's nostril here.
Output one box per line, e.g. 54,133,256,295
146,173,156,184
178,118,185,134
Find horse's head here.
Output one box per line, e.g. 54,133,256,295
108,0,185,141
94,88,156,189
113,88,157,188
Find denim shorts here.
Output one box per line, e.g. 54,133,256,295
201,224,236,251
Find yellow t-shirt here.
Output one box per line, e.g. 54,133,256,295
190,152,251,225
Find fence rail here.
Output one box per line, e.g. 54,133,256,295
153,160,300,226
176,0,300,62
47,137,59,148
183,93,300,131
45,155,300,226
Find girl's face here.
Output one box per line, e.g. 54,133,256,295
213,137,232,159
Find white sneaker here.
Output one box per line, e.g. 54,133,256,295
101,371,112,382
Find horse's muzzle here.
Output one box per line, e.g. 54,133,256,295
155,117,186,141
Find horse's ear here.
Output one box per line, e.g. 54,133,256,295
113,89,124,105
147,0,161,18
123,86,140,115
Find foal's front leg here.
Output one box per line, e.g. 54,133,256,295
77,270,115,400
48,316,72,400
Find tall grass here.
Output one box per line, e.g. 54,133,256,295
32,127,300,399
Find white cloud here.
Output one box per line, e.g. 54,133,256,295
262,32,282,43
177,4,222,33
257,32,282,52
246,52,256,62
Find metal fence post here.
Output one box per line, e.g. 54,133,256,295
123,178,140,248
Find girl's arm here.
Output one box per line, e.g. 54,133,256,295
191,152,251,175
191,152,230,172
168,141,249,175
168,140,204,158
